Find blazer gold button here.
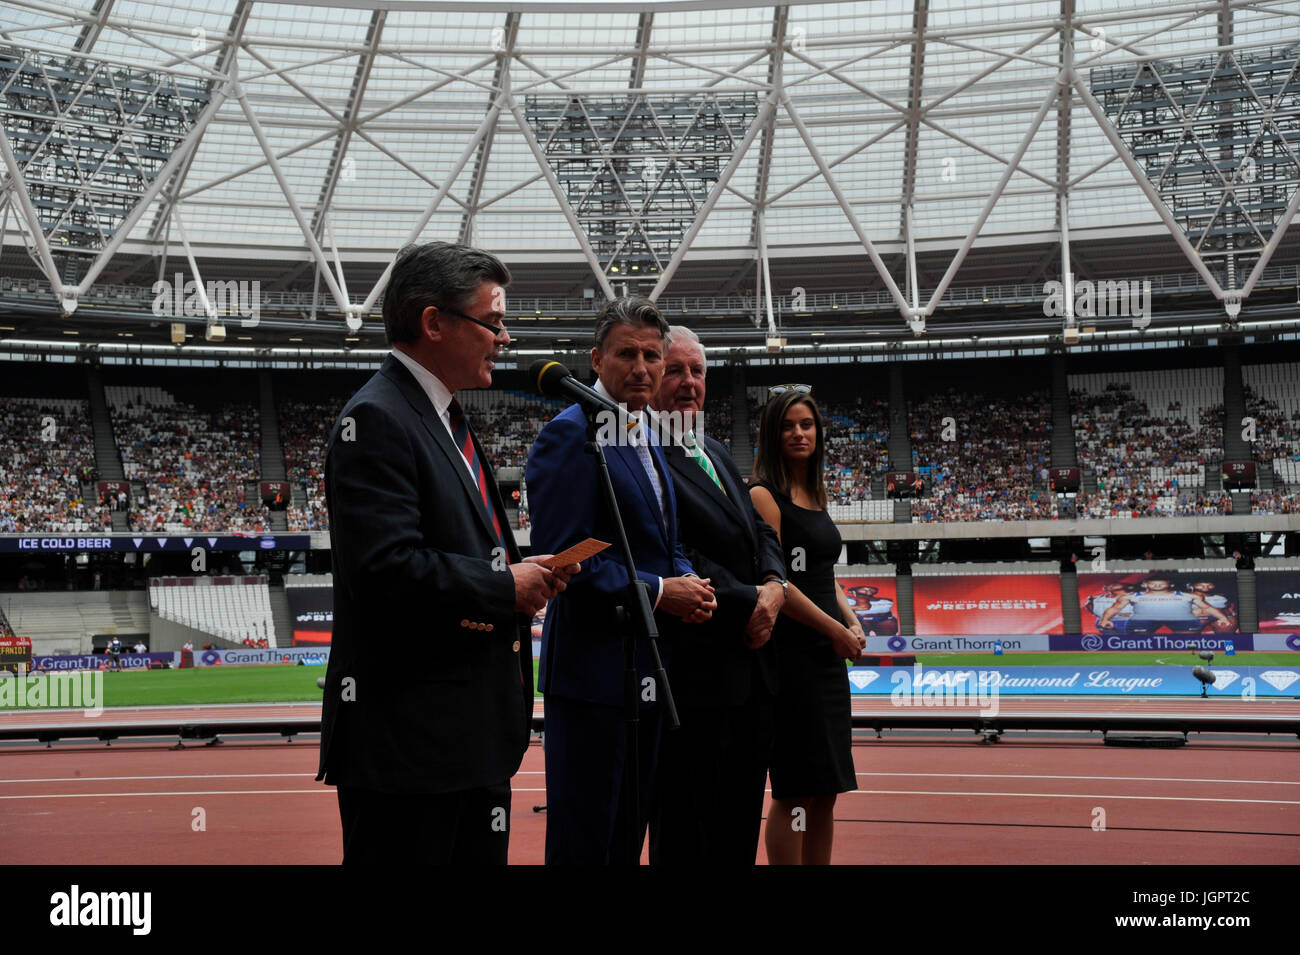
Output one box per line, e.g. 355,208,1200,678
486,624,494,632
512,640,520,653
460,619,469,628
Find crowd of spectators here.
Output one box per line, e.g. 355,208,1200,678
1072,381,1225,517
1244,387,1300,462
908,389,1055,521
276,392,565,531
5,374,1292,537
1244,387,1300,494
0,398,104,533
1078,489,1229,518
696,401,734,450
1249,491,1297,515
471,395,564,470
111,391,264,532
820,399,890,505
280,398,343,532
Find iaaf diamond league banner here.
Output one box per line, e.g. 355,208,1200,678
1256,570,1300,634
913,574,1064,635
846,665,1300,696
1077,571,1239,636
838,576,900,636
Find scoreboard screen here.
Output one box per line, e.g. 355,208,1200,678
1222,461,1257,490
886,471,924,499
1049,467,1081,493
97,480,130,506
0,636,32,674
260,481,291,510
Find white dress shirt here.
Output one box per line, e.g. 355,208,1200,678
593,378,679,608
390,348,480,487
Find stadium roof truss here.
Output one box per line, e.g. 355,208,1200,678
0,0,1297,343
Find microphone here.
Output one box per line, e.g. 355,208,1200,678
529,359,624,418
529,358,696,454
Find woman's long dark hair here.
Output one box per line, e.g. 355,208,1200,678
752,392,828,509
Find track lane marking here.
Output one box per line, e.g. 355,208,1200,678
842,790,1300,805
854,772,1300,785
0,788,1295,806
0,789,551,799
2,770,1290,786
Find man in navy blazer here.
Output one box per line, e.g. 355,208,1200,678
525,296,717,864
318,241,575,865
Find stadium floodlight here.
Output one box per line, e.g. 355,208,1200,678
0,46,211,256
522,92,760,278
1089,46,1300,307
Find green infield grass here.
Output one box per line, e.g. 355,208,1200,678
2,652,1293,709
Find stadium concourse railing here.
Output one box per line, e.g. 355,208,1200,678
3,504,1298,553
3,263,1300,320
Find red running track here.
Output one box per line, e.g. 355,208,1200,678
1,731,1297,865
4,695,1299,729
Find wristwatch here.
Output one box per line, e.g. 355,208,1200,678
763,575,789,598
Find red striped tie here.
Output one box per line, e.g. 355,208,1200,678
448,399,507,558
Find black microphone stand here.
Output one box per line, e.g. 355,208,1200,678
581,406,679,865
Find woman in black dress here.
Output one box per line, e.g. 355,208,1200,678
749,388,866,865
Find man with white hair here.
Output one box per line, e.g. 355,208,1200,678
649,325,787,865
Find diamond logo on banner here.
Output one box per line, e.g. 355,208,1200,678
183,538,193,548
1260,670,1300,691
1209,669,1239,690
847,669,880,689
208,538,218,548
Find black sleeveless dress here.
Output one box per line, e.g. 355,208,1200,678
757,482,856,799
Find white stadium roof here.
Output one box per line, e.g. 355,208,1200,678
0,0,1296,342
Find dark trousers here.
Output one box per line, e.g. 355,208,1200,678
650,699,774,865
337,781,512,866
543,695,663,865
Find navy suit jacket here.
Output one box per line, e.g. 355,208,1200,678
662,432,785,708
525,402,694,707
317,355,532,794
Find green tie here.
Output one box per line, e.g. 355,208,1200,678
683,431,724,494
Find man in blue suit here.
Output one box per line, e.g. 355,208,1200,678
525,296,717,865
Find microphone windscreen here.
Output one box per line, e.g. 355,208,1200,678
529,359,571,398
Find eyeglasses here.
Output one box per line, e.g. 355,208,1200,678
439,304,508,338
768,383,812,398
